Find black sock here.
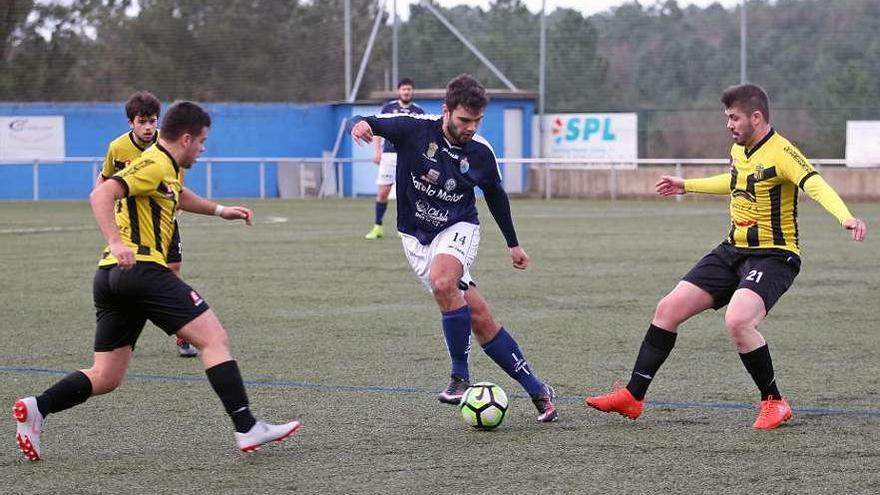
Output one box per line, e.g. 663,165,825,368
35,370,93,417
206,360,257,433
739,344,782,401
626,324,677,400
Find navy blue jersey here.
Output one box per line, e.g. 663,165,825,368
378,100,425,153
359,113,518,247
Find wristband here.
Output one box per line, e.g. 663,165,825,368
214,204,226,216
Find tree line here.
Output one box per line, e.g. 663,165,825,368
2,0,878,157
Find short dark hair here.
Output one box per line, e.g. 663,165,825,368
125,91,160,121
445,74,488,111
721,83,770,122
397,78,414,88
160,101,211,141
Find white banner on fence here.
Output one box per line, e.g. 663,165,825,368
0,116,65,161
846,121,880,168
535,113,637,166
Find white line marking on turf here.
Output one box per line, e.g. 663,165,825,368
0,216,290,235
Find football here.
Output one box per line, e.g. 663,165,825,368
459,382,508,429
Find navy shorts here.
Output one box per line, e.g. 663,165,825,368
682,243,801,312
166,220,182,264
93,262,210,351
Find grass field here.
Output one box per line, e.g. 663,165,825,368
1,198,878,494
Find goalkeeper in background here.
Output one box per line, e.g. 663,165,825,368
586,83,866,430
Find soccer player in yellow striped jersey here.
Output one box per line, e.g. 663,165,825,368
14,102,301,462
96,91,197,357
98,92,159,183
587,84,866,430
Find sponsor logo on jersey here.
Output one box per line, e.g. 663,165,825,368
784,145,812,173
421,168,440,184
190,290,204,306
444,178,457,192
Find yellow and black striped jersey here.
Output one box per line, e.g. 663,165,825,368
101,130,159,179
98,143,181,267
725,129,818,255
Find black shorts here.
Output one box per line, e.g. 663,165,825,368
682,243,801,312
93,262,210,351
166,220,182,264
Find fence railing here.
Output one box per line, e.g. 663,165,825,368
0,156,856,201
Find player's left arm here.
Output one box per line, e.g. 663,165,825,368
480,150,528,269
178,187,253,225
780,146,866,241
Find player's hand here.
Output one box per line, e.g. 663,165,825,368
843,217,866,241
656,176,686,196
110,241,135,271
351,120,374,145
221,206,254,225
509,246,529,270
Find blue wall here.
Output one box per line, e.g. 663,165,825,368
0,98,533,200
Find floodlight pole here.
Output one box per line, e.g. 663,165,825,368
348,1,385,102
740,0,747,83
419,0,518,90
392,0,399,86
538,0,546,159
345,0,352,98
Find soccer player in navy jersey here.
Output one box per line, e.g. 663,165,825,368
364,78,425,240
351,74,557,422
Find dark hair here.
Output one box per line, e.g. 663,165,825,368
160,101,211,141
721,83,770,122
125,91,160,121
397,78,414,88
445,74,488,111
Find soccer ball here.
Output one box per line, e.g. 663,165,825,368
459,382,508,429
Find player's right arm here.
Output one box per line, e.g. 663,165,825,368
350,114,409,149
95,143,116,188
89,178,134,270
373,137,382,165
657,174,731,196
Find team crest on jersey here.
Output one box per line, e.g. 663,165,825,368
190,290,204,306
754,164,766,181
459,157,470,174
421,168,440,184
425,142,438,161
444,178,457,192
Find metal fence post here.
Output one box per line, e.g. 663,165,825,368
610,162,618,202
206,161,213,199
259,160,266,199
675,161,683,203
544,162,551,200
33,159,39,201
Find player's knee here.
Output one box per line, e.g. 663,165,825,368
654,295,684,326
724,312,755,338
86,368,125,394
430,276,459,300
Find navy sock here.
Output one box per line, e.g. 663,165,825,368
441,305,471,381
206,360,257,433
375,201,388,225
739,344,782,401
482,327,544,396
35,370,93,417
626,324,677,400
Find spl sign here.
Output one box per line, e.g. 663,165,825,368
539,113,637,164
